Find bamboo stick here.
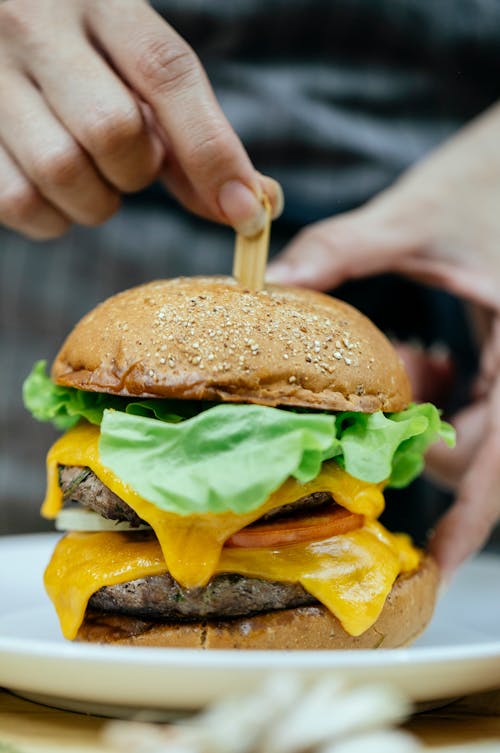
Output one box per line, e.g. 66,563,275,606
232,195,271,290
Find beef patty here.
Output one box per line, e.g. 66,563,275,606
89,565,316,621
59,465,334,526
59,466,333,620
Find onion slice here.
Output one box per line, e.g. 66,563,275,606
55,508,149,533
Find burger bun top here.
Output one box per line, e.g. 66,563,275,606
52,277,411,413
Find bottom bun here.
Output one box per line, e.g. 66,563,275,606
77,555,438,650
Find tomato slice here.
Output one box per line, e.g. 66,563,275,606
225,506,364,549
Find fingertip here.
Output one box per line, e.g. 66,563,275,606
265,262,294,285
266,260,324,288
267,246,338,289
217,179,267,236
437,576,452,600
257,173,284,219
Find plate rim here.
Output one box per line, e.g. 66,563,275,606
1,603,500,669
2,533,500,707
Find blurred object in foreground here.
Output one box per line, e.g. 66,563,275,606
103,674,500,753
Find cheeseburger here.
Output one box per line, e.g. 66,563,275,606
24,277,453,649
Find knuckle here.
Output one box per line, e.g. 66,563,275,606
184,124,230,174
135,38,199,95
31,143,87,189
79,193,121,227
0,2,32,38
0,2,47,57
115,168,157,194
28,221,70,241
83,106,144,156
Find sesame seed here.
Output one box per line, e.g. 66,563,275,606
333,351,342,360
288,375,297,383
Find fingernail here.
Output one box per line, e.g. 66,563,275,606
258,174,285,219
267,258,321,286
218,180,266,236
438,577,451,599
270,180,285,219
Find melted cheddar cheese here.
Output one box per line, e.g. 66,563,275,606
42,423,420,640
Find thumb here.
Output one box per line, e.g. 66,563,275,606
267,194,421,290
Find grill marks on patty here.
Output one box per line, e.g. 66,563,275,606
58,465,334,620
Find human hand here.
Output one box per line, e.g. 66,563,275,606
0,0,282,239
268,101,500,578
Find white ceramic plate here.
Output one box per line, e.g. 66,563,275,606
1,533,500,716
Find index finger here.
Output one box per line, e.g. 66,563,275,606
87,0,269,235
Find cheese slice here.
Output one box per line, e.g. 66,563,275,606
45,522,419,640
41,422,419,641
42,423,385,588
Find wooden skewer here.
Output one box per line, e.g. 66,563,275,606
232,195,271,291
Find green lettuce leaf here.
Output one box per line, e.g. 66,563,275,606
335,405,454,486
23,360,98,429
99,406,340,515
24,360,455,515
98,402,453,515
22,361,200,428
388,403,455,487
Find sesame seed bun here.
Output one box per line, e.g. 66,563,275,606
52,277,411,413
76,555,438,649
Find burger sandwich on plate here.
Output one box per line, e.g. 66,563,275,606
24,277,454,649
